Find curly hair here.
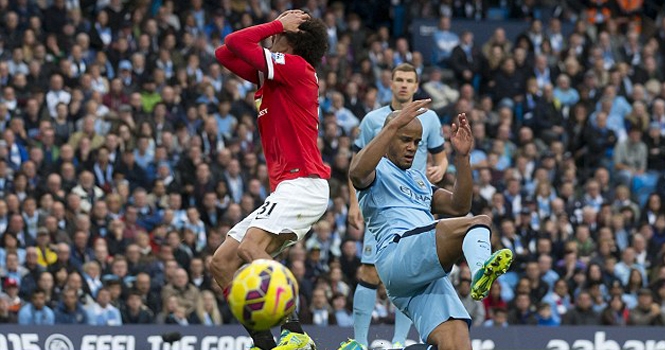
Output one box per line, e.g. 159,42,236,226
284,18,328,68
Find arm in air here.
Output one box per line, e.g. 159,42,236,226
431,113,474,216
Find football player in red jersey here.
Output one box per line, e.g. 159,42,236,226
210,10,330,350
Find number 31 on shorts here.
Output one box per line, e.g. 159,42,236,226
256,201,277,219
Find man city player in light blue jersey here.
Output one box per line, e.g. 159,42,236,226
348,63,449,349
345,99,512,350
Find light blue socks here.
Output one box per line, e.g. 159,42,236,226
392,308,412,346
463,225,492,277
353,282,377,348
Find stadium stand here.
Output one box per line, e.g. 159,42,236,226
0,0,664,333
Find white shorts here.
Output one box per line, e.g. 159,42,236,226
227,177,329,254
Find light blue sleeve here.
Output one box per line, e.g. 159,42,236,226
87,309,98,325
353,115,376,152
82,309,90,325
45,307,55,325
113,308,123,325
18,305,31,325
426,112,445,152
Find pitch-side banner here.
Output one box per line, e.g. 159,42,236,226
0,325,664,350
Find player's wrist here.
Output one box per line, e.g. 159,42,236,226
384,121,401,132
454,153,470,162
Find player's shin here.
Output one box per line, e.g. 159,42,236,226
392,308,412,347
352,281,378,348
245,327,278,350
462,225,492,278
281,296,304,334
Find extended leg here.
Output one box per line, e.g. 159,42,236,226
353,264,381,348
238,228,317,349
210,237,277,350
433,215,492,271
434,215,512,300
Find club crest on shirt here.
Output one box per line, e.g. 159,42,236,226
271,52,285,65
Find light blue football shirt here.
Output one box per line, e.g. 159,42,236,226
353,106,445,173
357,158,436,253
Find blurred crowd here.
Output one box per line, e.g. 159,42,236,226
0,0,665,329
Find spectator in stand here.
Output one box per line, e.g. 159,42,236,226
54,287,88,324
161,267,199,316
450,31,481,87
192,290,222,326
535,302,559,326
507,293,537,325
121,290,154,324
88,287,122,326
431,15,459,67
18,289,54,325
563,291,600,325
483,307,509,327
303,287,335,326
628,288,664,325
1,277,22,314
601,294,630,325
0,298,18,324
457,276,486,327
613,126,648,188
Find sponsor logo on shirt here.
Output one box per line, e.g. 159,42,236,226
399,185,431,202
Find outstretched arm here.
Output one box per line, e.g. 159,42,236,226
431,113,473,216
349,99,431,190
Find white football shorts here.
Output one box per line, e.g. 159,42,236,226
227,177,329,254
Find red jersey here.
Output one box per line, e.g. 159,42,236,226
215,21,331,191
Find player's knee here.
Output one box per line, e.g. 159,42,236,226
472,214,492,229
428,321,471,350
210,248,232,283
358,264,381,285
429,334,462,350
236,241,257,263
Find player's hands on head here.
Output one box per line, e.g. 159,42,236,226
278,10,310,33
450,112,474,157
388,98,431,130
276,9,304,20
